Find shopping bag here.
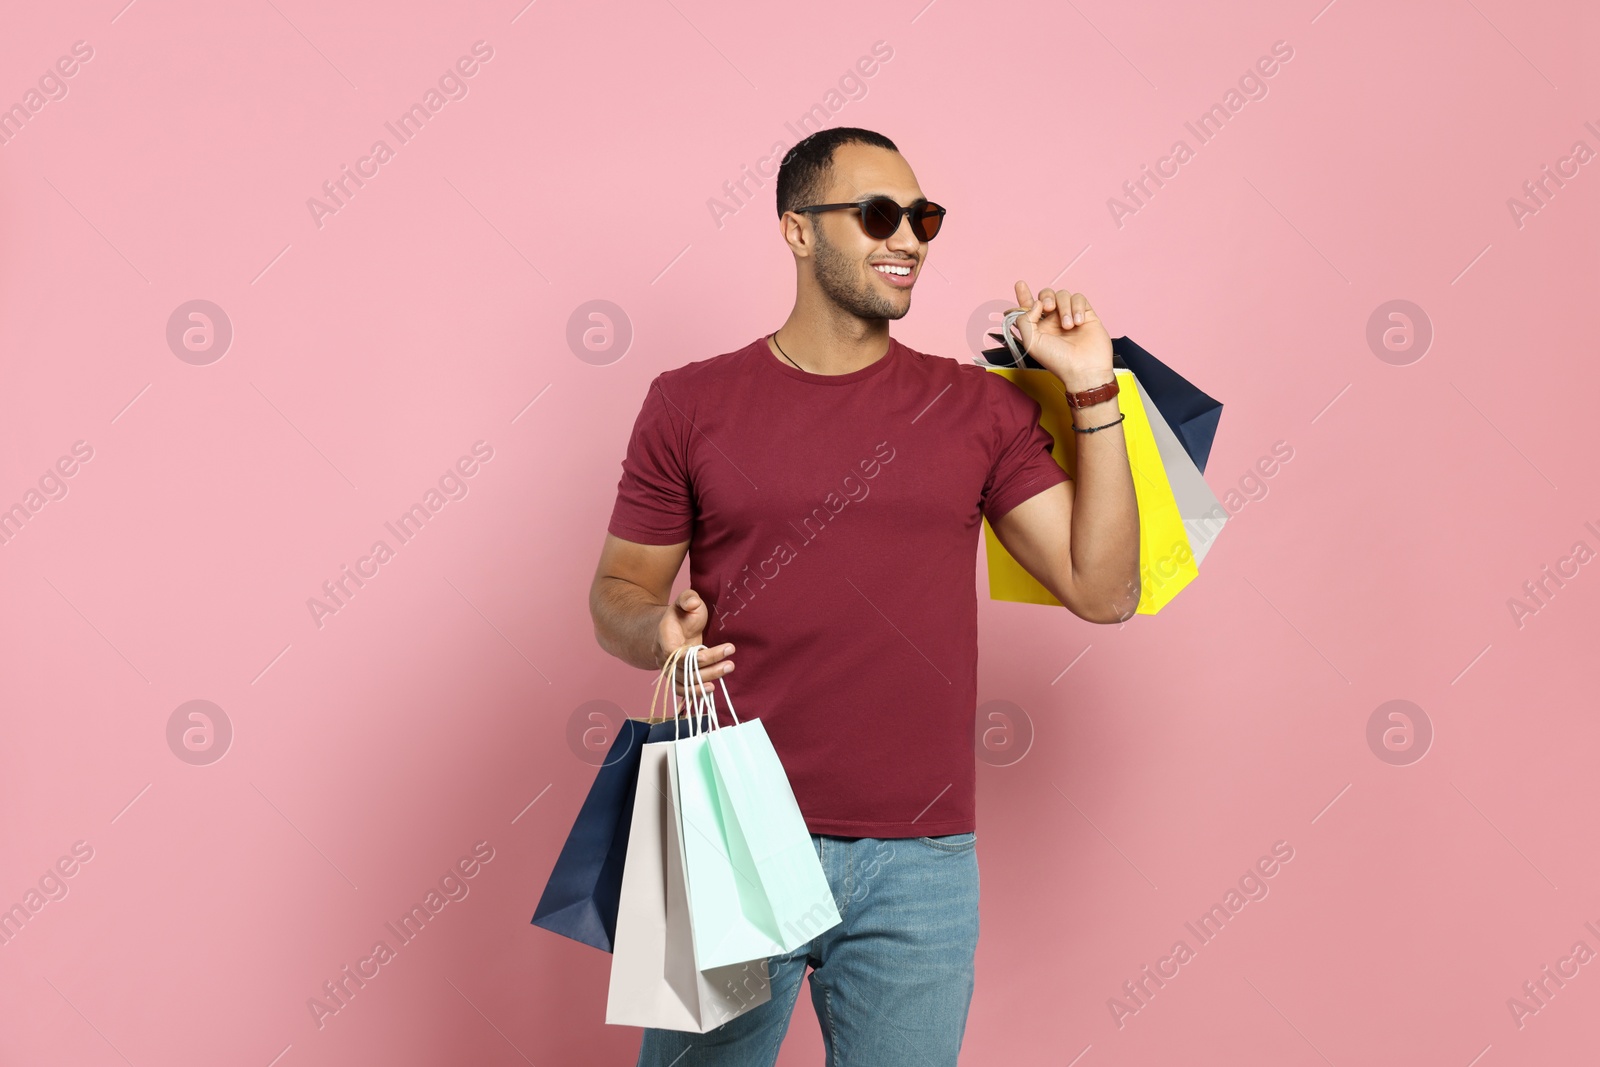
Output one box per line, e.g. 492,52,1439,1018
529,716,654,952
1108,336,1223,475
982,326,1223,474
700,660,842,961
1129,373,1229,566
530,649,713,952
673,648,843,970
979,365,1198,614
605,652,773,1032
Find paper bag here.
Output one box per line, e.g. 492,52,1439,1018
981,367,1198,613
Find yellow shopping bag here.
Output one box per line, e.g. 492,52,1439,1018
981,367,1197,614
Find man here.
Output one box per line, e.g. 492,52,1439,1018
591,127,1139,1065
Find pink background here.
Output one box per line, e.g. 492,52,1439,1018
3,0,1598,1063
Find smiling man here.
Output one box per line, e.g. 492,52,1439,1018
591,127,1139,1065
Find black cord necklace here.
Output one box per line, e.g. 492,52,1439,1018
770,331,806,373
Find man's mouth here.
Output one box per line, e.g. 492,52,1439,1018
871,261,916,288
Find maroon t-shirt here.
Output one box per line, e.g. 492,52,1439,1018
606,334,1070,837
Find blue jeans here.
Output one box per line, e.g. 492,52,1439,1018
635,831,980,1067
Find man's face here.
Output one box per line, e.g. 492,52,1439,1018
803,144,927,322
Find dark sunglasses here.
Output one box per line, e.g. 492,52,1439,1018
792,196,947,241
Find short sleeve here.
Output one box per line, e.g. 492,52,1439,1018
980,372,1072,523
607,376,696,544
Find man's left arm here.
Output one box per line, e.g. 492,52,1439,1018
988,282,1140,624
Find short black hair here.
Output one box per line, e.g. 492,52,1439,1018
776,127,899,219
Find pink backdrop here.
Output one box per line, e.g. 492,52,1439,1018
3,0,1598,1063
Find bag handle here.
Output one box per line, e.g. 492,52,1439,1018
1000,308,1030,368
676,646,711,736
645,644,688,725
650,643,711,740
665,645,719,740
680,643,741,731
645,644,705,741
643,643,742,738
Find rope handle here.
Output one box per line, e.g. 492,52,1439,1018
645,644,688,725
677,649,700,737
680,644,741,733
1001,307,1030,368
643,643,742,738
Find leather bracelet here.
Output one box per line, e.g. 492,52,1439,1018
1071,412,1126,434
1063,376,1119,410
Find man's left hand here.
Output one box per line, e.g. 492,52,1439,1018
1007,280,1114,393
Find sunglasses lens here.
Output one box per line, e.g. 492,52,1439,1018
861,198,902,239
913,204,943,241
860,199,945,240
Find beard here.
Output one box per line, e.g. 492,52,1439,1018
812,225,910,322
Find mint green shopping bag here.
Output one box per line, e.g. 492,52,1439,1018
706,716,841,952
669,646,841,970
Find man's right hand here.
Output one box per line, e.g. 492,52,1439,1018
656,588,735,710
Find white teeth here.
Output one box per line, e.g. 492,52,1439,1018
874,264,911,276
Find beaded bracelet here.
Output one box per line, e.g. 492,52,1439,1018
1071,412,1127,434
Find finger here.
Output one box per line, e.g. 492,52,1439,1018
1038,287,1058,324
670,675,714,701
687,647,734,680
695,659,735,683
1014,292,1045,352
695,642,736,666
672,646,734,704
1027,288,1046,324
1040,288,1065,328
1073,293,1095,325
676,588,704,615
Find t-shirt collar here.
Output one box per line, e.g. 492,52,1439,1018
757,334,902,385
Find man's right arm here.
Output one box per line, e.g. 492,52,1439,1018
590,534,734,689
592,531,732,694
590,533,685,670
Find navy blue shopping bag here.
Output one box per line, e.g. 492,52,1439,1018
981,331,1224,475
1109,336,1223,475
530,712,711,952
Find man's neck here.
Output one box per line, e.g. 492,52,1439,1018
768,316,891,376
